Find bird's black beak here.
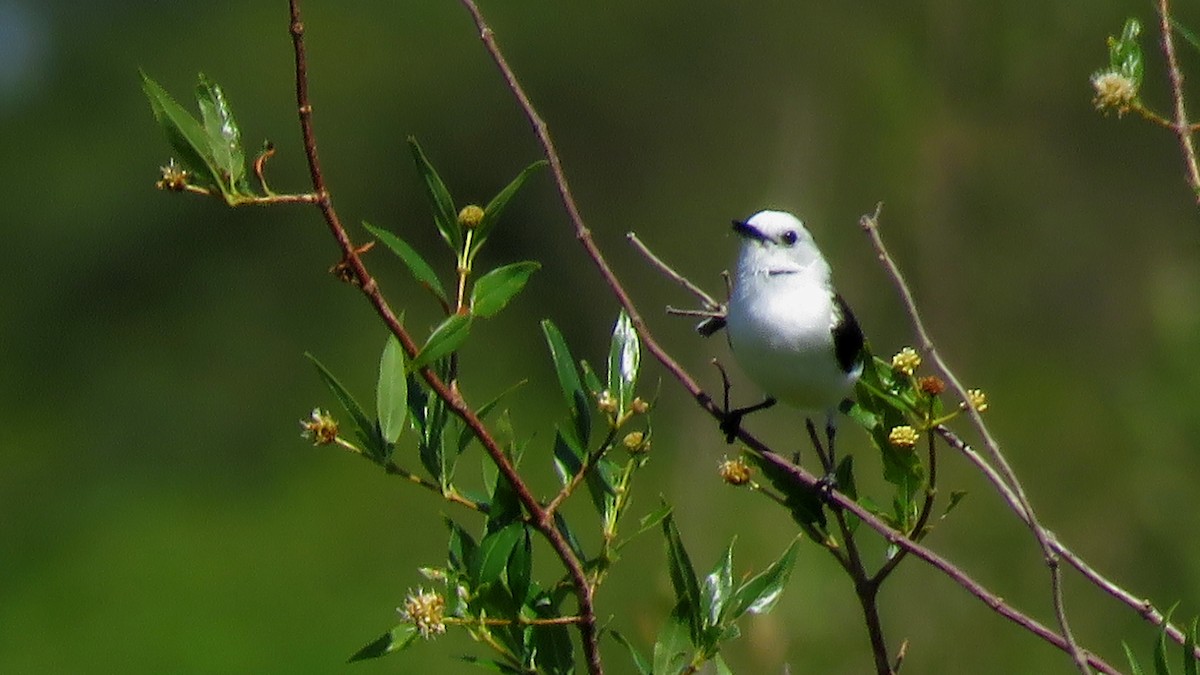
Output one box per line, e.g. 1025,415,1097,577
732,219,768,242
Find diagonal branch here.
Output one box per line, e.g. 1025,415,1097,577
456,1,1117,671
1158,0,1200,202
859,207,1091,674
285,3,600,673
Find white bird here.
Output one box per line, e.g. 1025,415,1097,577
721,209,865,461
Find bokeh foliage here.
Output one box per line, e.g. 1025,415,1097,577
2,1,1200,673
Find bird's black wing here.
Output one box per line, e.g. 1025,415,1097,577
831,293,865,373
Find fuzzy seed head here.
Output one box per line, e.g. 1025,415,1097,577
1091,70,1137,115
719,456,753,486
458,205,485,230
400,588,447,639
300,408,339,445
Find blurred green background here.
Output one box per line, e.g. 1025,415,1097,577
3,1,1199,672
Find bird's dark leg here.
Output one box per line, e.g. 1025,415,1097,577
712,359,776,443
805,417,838,494
721,397,776,443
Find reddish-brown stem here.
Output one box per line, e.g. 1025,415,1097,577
285,3,600,673
1158,0,1200,202
455,1,1117,671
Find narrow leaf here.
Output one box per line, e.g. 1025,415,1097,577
725,538,801,619
446,517,478,575
475,522,523,586
363,221,448,304
702,540,735,628
376,334,408,444
1123,641,1145,675
553,511,587,561
652,602,694,675
541,320,591,446
662,511,702,642
305,352,375,447
470,261,541,318
610,630,652,675
408,137,460,251
347,624,419,662
195,73,246,190
411,313,472,370
607,310,641,413
507,526,533,604
474,160,547,250
141,71,223,193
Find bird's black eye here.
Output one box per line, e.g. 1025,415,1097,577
780,230,798,246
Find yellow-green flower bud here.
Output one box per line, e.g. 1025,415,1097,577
458,205,485,230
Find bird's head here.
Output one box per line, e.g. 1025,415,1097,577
732,210,828,276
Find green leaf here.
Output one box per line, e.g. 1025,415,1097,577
725,537,801,619
507,526,533,604
475,522,523,587
408,137,460,252
473,160,547,256
531,612,575,675
942,490,968,518
609,630,652,675
1183,616,1199,675
1108,18,1144,87
347,624,419,662
553,511,587,561
195,73,246,191
1123,641,1145,675
662,511,702,642
363,221,448,304
141,71,223,194
1155,605,1178,675
305,352,382,455
376,334,408,444
551,430,584,487
446,517,478,575
1171,17,1200,56
411,313,473,370
652,601,694,675
702,540,735,628
607,310,641,414
541,320,591,446
470,261,540,318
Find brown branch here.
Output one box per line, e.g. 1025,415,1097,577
284,4,600,673
936,425,1200,662
455,2,1118,671
859,207,1091,674
1158,0,1200,202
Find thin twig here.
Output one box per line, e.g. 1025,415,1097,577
285,5,600,673
1158,0,1200,202
457,3,1119,671
859,207,1092,674
627,231,723,310
936,425,1200,662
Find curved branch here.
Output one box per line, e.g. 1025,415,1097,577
859,208,1091,673
1158,0,1200,202
455,2,1117,671
285,4,601,673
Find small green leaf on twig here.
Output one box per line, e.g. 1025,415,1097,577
607,310,641,415
471,159,547,259
662,511,702,642
408,137,460,252
610,630,652,675
376,334,408,444
363,221,448,304
470,261,540,318
541,320,591,446
347,624,420,662
141,71,224,194
411,313,472,370
195,73,246,191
